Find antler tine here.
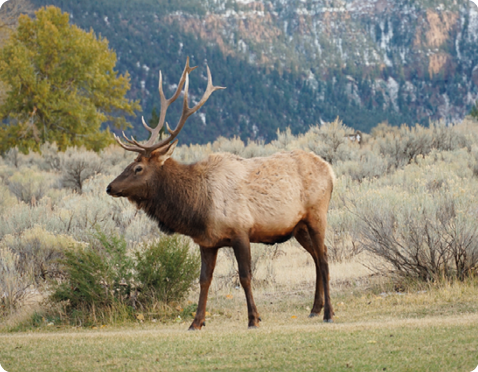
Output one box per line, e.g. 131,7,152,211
115,58,224,158
120,131,138,145
139,57,197,149
114,133,145,154
121,132,152,150
141,116,154,134
165,122,173,135
154,65,225,147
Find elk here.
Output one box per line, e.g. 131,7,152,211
107,58,335,329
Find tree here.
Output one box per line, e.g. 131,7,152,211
0,6,140,153
471,104,478,121
0,0,33,106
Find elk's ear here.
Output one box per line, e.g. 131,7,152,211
151,140,178,165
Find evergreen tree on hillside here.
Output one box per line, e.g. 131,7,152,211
471,103,478,121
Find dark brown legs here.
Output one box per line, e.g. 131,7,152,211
189,236,260,330
189,247,218,330
232,235,261,328
294,221,333,322
189,225,331,330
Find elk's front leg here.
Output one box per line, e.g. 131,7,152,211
232,235,261,328
189,247,218,331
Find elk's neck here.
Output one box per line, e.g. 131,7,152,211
137,158,210,238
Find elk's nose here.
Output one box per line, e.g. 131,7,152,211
106,185,112,195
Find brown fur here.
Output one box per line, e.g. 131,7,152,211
108,147,335,329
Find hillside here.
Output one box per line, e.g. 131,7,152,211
27,0,478,144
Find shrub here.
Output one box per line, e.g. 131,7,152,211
3,147,23,168
0,227,79,317
326,209,361,263
0,183,17,213
430,122,471,152
242,140,277,158
373,122,472,171
59,147,103,193
352,173,478,281
272,127,296,151
50,232,200,324
2,226,76,282
7,167,57,205
39,142,61,172
374,124,432,169
472,149,478,178
212,136,245,155
173,143,213,164
0,248,30,317
51,231,134,313
99,144,136,175
335,149,389,181
134,235,200,305
306,119,357,164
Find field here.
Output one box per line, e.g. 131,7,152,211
2,119,478,371
1,246,478,372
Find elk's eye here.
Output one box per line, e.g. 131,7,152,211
134,166,143,174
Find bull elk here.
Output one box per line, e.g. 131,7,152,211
107,58,335,329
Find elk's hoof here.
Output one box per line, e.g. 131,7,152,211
323,319,334,323
309,313,319,318
188,322,203,331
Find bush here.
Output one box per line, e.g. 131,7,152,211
373,122,472,171
335,149,389,181
272,127,296,151
7,167,56,205
212,136,245,155
0,227,78,317
242,140,277,158
306,119,358,164
3,147,23,168
50,232,200,324
39,142,61,172
134,235,200,305
0,248,30,317
353,173,478,282
59,147,103,193
326,209,361,263
51,231,134,312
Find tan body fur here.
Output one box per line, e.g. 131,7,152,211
195,150,334,249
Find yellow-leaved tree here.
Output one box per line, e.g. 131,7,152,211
0,6,140,153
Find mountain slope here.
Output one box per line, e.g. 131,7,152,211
28,0,478,144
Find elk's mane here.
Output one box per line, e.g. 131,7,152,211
134,159,211,237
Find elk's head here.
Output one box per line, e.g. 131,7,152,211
107,58,224,201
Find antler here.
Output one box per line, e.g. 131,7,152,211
115,57,225,157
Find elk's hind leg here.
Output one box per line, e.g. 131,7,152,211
232,235,261,328
294,224,324,317
189,247,218,331
306,217,333,322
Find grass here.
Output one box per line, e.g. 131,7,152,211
0,314,477,371
1,276,478,372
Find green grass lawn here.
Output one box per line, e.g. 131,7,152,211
0,316,477,371
1,281,478,372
